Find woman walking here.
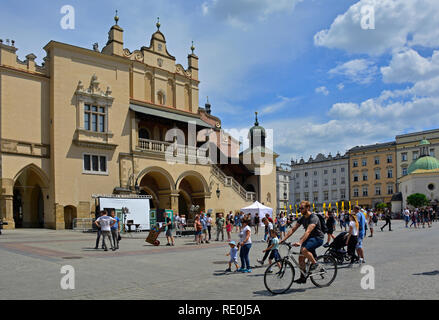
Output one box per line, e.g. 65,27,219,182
254,213,260,235
346,213,359,264
323,211,336,247
278,212,287,239
238,217,252,273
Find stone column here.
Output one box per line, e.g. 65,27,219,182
170,193,179,214
0,178,15,229
55,204,65,230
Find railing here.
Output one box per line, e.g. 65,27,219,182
211,165,256,202
137,138,208,159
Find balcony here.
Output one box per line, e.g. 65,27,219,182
136,138,208,162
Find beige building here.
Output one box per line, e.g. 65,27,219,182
395,129,439,190
348,142,397,209
0,16,277,229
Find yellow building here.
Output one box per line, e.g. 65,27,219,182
0,16,277,229
348,142,397,209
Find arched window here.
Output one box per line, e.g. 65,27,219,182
139,128,150,140
157,91,165,106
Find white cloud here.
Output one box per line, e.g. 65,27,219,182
329,59,378,84
260,96,298,115
315,86,329,96
381,49,439,84
337,83,345,90
314,0,439,55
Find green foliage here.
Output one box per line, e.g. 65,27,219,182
376,203,387,210
407,193,429,208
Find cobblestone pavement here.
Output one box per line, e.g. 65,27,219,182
1,220,438,300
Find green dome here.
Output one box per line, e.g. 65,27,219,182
419,139,431,146
407,156,439,174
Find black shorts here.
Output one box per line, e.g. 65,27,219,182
269,249,281,262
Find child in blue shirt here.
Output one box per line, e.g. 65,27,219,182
263,230,282,272
225,241,239,272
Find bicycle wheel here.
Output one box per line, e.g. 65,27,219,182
264,259,295,295
309,255,337,288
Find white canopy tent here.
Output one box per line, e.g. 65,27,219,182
241,201,273,225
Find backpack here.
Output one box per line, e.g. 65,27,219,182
372,214,378,223
316,214,328,234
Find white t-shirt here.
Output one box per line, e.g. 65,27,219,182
97,216,115,232
279,217,287,226
207,217,212,226
404,209,410,217
268,222,273,231
349,221,358,236
239,225,252,244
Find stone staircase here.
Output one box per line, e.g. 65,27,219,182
211,165,256,203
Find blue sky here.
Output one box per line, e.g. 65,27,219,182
2,0,439,163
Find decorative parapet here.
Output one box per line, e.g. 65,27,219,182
0,139,50,158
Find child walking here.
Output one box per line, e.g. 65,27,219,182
225,241,239,272
263,229,281,272
226,220,232,242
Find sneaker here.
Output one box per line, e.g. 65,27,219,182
225,268,232,272
266,269,273,274
257,259,264,266
323,243,330,248
244,269,252,273
104,248,108,252
368,235,373,237
94,247,98,250
206,241,210,244
237,268,246,272
309,263,320,272
166,243,171,246
294,277,307,284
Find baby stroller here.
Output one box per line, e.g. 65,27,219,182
324,232,351,265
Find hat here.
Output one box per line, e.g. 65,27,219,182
229,241,236,246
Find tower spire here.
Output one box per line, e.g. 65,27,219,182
114,10,119,25
255,111,259,126
191,40,195,54
156,17,161,30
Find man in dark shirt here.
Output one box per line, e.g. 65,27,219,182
280,201,324,284
165,213,175,246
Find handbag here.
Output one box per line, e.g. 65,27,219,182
117,233,122,241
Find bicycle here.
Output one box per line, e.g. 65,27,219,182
264,242,338,295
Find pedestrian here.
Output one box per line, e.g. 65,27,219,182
403,207,410,228
165,212,175,246
110,210,120,250
323,211,336,247
200,212,209,243
94,211,105,250
234,213,240,233
238,217,252,273
355,206,366,263
380,210,392,231
194,215,203,245
254,213,260,235
410,211,417,228
263,229,282,272
94,210,116,251
226,218,232,242
339,212,344,231
174,213,182,237
206,213,213,241
278,212,287,239
215,213,225,241
225,241,239,272
368,210,375,238
346,212,359,264
257,217,274,266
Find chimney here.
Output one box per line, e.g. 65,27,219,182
26,53,37,72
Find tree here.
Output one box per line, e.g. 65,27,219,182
407,193,429,208
376,203,387,211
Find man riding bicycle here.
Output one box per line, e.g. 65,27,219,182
280,200,324,284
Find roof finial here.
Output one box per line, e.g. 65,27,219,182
255,111,259,126
206,96,209,104
191,40,195,54
156,17,161,30
114,10,119,25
